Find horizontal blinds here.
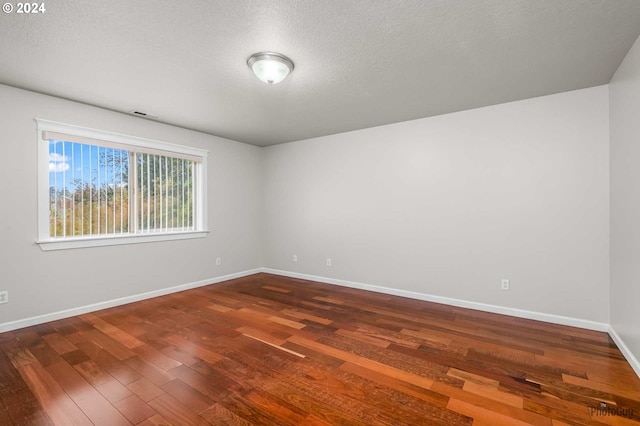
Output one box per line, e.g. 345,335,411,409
42,130,202,162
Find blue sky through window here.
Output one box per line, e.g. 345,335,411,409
48,140,128,193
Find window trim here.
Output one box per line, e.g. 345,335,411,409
36,119,209,251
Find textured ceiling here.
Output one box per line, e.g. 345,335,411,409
2,0,640,146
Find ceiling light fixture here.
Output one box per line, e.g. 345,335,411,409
247,52,294,84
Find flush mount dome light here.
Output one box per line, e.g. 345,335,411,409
247,52,294,84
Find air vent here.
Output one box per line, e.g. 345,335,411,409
129,110,159,120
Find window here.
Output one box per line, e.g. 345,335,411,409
37,119,208,250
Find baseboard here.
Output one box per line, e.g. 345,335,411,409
261,268,610,332
0,266,611,338
608,326,640,379
2,265,636,379
264,268,636,378
0,268,262,333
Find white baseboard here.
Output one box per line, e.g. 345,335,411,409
260,268,610,332
0,268,262,333
3,266,637,379
608,326,640,379
264,268,640,379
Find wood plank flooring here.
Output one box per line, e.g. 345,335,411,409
0,272,639,425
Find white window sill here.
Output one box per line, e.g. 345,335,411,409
36,231,209,251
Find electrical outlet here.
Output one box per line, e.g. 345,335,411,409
292,254,298,262
0,291,8,304
326,258,332,267
501,279,510,291
216,257,221,266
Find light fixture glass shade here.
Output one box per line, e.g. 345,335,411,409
247,52,294,84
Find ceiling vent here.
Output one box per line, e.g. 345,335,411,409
129,110,159,120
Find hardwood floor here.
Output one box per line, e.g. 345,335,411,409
0,272,639,425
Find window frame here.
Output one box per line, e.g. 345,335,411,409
36,119,209,251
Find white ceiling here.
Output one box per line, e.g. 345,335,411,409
2,1,640,146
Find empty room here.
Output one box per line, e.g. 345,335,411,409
2,0,640,425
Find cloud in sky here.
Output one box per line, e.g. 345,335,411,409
49,153,68,162
49,162,70,172
49,152,70,173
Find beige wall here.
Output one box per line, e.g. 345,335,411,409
263,86,610,323
0,84,263,324
610,35,640,364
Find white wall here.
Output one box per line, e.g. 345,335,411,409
610,35,640,366
263,86,610,324
0,84,263,325
0,82,615,332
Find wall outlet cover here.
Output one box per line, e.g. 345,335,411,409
501,279,510,291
